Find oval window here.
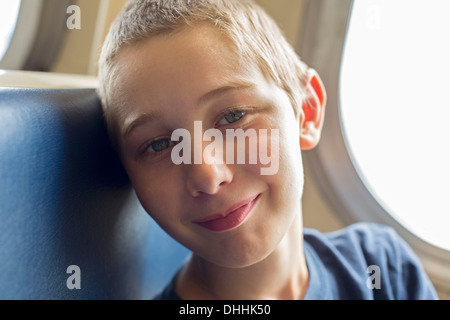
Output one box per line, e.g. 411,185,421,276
0,1,21,62
340,0,450,251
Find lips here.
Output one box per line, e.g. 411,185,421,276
193,194,260,232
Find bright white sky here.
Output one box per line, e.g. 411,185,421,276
0,1,21,61
341,0,450,251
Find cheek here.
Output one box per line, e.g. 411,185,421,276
240,112,304,214
125,162,182,222
262,125,304,226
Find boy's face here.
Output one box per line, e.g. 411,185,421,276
112,24,314,268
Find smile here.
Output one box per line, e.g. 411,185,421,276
192,194,260,232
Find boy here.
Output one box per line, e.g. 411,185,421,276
98,0,438,299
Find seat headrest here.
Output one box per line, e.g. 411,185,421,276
0,88,188,299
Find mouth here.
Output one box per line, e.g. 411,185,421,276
192,194,261,232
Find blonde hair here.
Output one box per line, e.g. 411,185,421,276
98,0,308,144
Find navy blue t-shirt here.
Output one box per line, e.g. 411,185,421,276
153,223,439,300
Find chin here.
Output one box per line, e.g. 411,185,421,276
201,234,278,269
208,253,269,270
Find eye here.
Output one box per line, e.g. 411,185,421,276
217,110,247,126
145,138,173,153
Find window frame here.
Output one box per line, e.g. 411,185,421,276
0,0,43,70
297,0,450,291
0,0,73,71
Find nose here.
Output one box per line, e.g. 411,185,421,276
185,160,233,197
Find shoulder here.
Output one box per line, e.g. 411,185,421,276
305,221,396,242
304,222,400,263
305,222,410,258
152,269,183,300
304,222,438,299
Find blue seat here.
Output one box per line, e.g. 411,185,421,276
0,88,189,299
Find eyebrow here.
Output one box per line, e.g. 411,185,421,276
122,111,160,139
197,81,256,105
122,81,256,138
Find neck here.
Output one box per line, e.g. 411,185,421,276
177,213,308,300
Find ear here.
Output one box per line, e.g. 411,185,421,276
300,69,327,150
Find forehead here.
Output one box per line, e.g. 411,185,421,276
112,24,256,114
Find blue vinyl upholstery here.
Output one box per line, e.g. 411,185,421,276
0,88,189,299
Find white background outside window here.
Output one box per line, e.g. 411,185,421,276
0,1,21,62
340,0,450,251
